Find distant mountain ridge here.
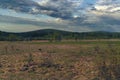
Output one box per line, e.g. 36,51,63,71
0,29,120,41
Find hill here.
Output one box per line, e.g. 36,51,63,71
0,29,120,41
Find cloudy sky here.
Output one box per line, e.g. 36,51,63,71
0,0,120,32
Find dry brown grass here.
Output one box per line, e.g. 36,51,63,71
0,41,119,80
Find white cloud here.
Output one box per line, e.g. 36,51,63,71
94,0,120,12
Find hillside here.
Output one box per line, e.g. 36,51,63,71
0,29,120,41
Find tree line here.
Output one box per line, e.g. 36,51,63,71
0,30,120,41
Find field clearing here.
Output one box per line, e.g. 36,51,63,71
0,40,119,80
30,39,120,44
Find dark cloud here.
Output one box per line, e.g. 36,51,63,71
67,15,120,32
99,16,120,25
40,0,74,19
0,0,35,12
0,0,75,19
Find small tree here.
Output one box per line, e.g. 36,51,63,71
53,32,62,42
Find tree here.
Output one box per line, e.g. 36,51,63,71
53,32,62,42
8,34,20,41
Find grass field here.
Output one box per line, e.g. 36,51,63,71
0,40,120,80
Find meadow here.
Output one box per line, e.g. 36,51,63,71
0,40,120,80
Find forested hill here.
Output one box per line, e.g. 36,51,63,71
0,29,120,41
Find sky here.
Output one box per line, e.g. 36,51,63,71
0,0,120,32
